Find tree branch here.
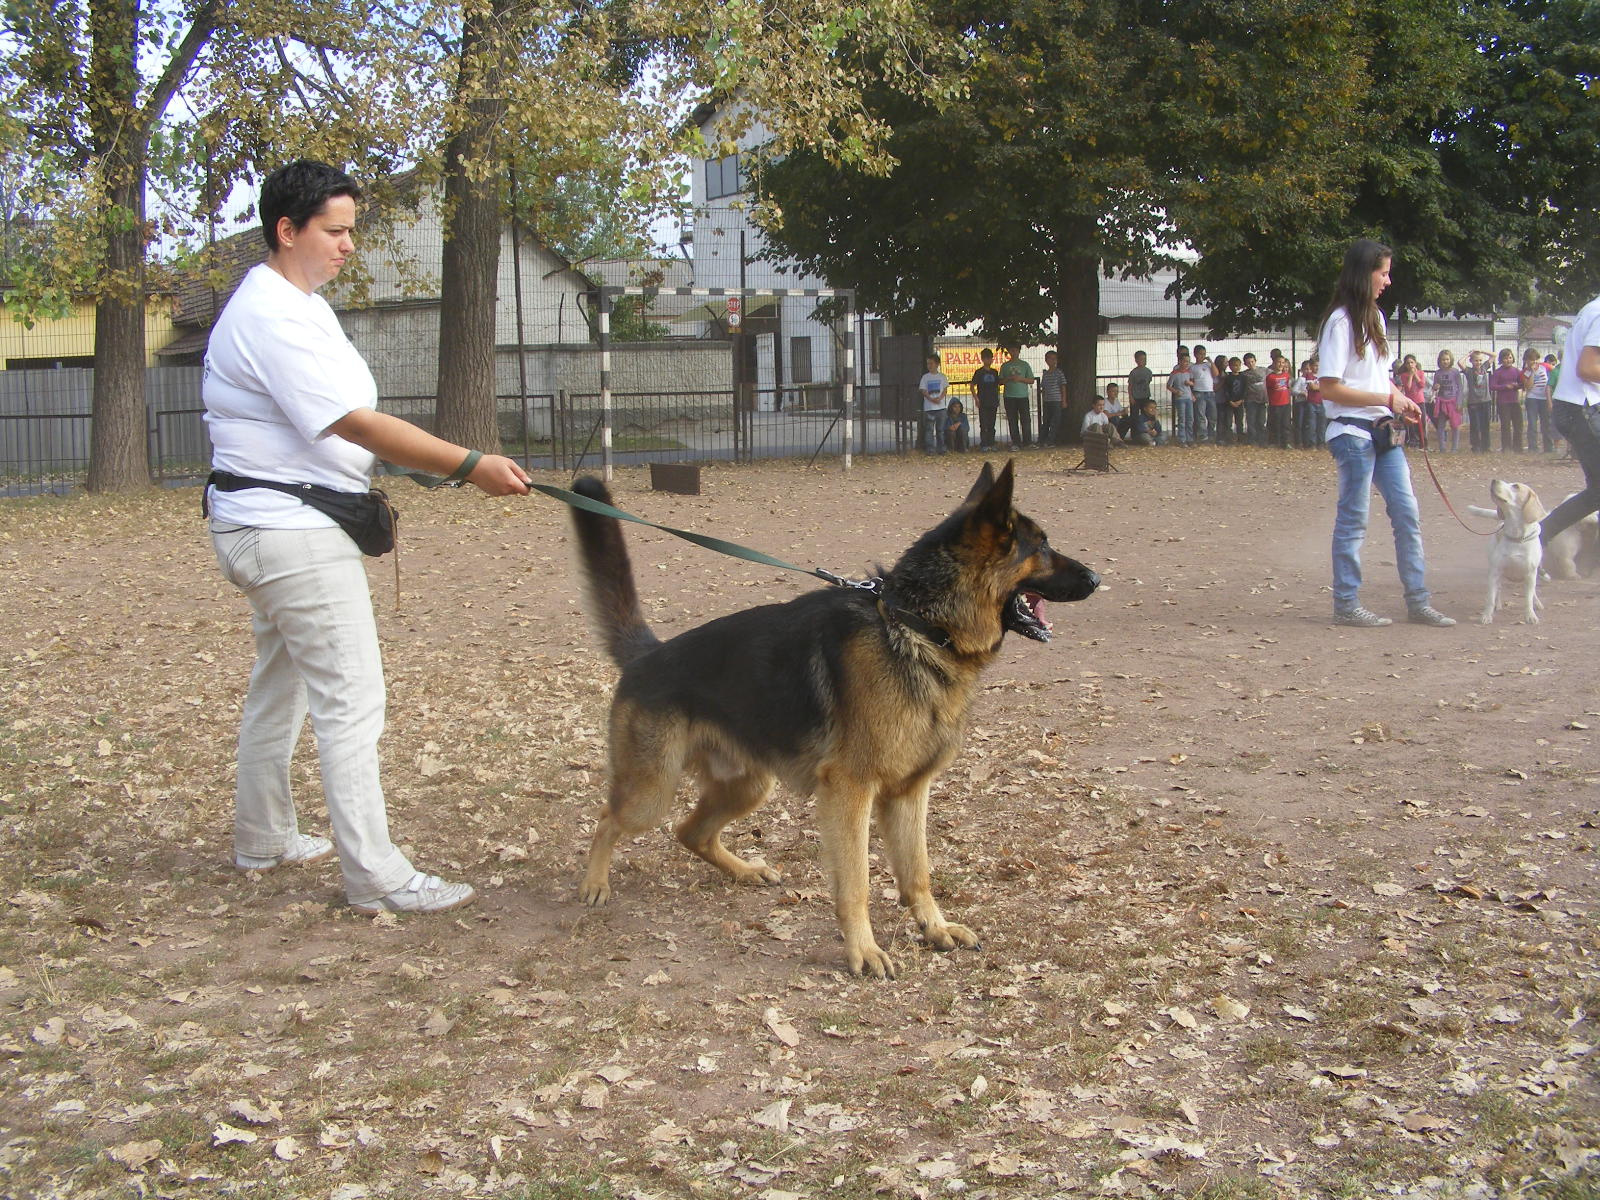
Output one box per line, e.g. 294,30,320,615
139,0,220,141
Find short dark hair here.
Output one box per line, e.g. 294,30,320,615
260,160,362,251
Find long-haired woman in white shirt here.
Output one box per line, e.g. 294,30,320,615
1315,238,1455,628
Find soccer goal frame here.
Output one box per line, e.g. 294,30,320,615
593,284,857,481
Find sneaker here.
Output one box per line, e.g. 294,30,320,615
1407,605,1457,628
350,872,477,915
236,832,334,872
1333,606,1392,628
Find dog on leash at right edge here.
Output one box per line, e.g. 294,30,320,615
567,462,1099,978
1467,479,1545,624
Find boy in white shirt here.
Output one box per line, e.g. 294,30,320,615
919,354,950,455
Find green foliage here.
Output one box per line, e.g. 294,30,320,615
760,0,1600,347
607,295,671,341
1165,0,1600,328
759,0,1370,343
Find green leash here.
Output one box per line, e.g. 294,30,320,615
528,483,876,589
382,469,880,593
530,484,963,647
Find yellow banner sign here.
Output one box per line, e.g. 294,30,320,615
936,345,999,385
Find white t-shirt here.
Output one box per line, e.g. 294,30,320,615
1554,295,1600,407
1082,409,1112,433
919,371,949,412
1317,306,1393,442
1189,359,1214,393
204,264,379,527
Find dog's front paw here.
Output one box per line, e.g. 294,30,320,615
732,856,783,887
846,940,898,980
577,878,611,907
920,920,980,953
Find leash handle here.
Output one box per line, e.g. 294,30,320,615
531,482,853,584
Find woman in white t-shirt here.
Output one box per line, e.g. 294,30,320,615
1316,238,1454,629
205,160,530,915
1539,291,1600,550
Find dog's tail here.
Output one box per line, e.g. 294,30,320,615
568,476,659,666
1466,505,1498,519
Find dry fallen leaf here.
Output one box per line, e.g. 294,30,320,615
211,1123,258,1146
227,1098,283,1125
752,1099,791,1132
1210,996,1250,1022
106,1140,162,1170
764,1007,800,1047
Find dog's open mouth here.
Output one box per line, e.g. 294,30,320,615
1003,589,1052,642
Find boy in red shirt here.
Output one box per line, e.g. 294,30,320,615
1265,353,1293,448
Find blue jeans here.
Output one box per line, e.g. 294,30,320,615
1172,396,1194,445
1526,395,1553,452
1246,401,1268,446
1328,434,1430,612
1192,392,1216,443
922,407,946,453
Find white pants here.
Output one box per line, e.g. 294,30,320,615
211,523,414,903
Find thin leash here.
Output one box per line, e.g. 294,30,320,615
1408,414,1499,537
528,483,883,593
528,483,971,648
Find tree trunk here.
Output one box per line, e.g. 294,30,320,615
85,0,151,492
1052,218,1101,445
434,3,508,453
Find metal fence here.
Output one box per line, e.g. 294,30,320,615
0,367,210,497
0,371,918,497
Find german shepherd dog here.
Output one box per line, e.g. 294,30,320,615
569,462,1098,977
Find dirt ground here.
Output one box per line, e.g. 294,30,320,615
1,445,1596,1200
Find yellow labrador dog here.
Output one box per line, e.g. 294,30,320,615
1542,493,1600,581
1467,480,1544,625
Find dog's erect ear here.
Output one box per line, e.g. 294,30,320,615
961,461,997,506
965,459,1016,529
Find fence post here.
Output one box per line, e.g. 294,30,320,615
842,291,854,471
598,288,614,483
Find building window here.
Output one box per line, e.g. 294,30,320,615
867,320,885,375
790,337,813,384
706,154,746,200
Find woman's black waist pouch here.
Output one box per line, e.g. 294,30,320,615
1329,414,1400,452
203,471,396,556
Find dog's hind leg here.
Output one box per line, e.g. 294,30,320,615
675,769,782,886
579,708,686,907
815,772,895,979
878,782,979,956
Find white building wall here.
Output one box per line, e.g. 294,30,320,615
691,107,876,407
332,190,594,350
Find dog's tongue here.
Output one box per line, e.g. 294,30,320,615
1027,592,1051,632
